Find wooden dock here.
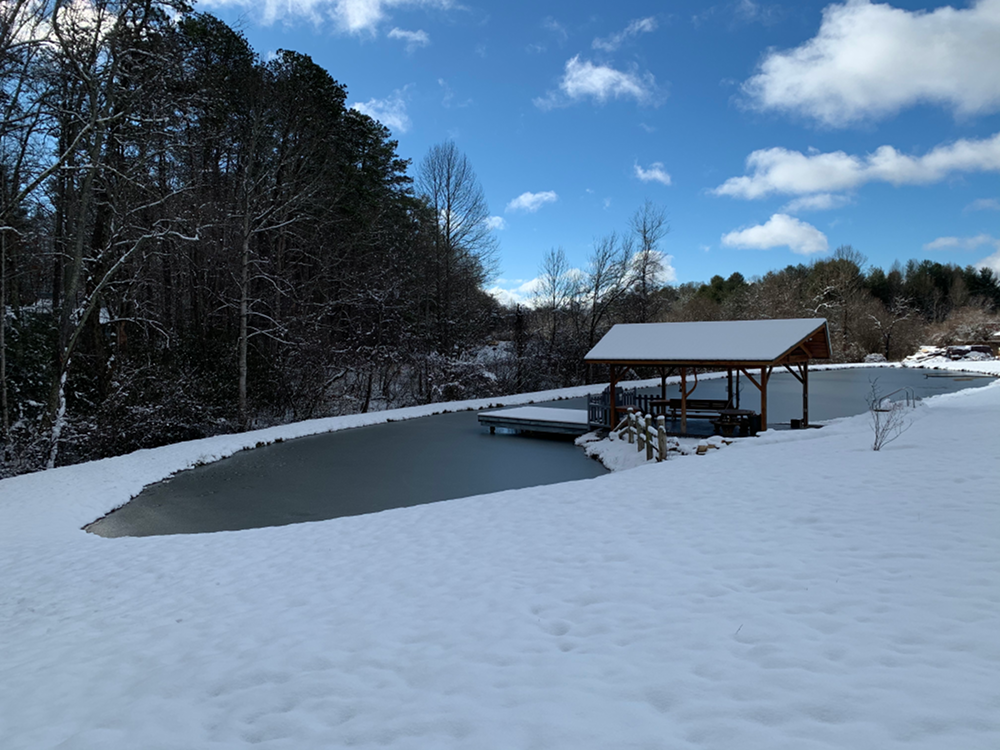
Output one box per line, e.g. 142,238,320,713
478,407,591,437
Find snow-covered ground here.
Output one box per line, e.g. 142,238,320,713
1,360,999,749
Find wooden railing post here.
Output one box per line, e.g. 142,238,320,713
636,411,645,452
627,408,635,444
645,414,654,461
657,416,666,462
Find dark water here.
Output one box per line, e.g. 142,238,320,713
88,400,603,537
89,368,991,538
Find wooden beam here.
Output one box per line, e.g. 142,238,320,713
782,362,804,384
585,359,786,368
609,365,618,429
738,367,762,392
683,369,699,398
760,366,771,431
680,367,687,435
802,362,809,427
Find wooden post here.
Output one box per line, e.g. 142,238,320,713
636,411,645,452
657,416,666,462
680,367,688,435
727,368,733,407
609,365,618,429
736,368,741,408
645,415,654,461
760,366,770,431
802,362,809,427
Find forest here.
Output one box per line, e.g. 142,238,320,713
2,1,999,477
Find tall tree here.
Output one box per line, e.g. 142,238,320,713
43,0,194,466
416,140,497,352
624,199,669,323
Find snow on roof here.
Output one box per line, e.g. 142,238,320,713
585,318,829,363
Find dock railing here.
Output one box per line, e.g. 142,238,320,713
614,409,672,462
873,386,917,410
588,388,655,428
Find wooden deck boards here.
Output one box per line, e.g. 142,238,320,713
478,407,591,436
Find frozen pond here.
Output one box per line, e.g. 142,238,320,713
88,367,992,537
633,365,993,424
89,400,603,537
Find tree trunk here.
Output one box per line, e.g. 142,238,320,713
1,230,8,453
238,228,250,430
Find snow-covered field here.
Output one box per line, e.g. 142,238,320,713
1,360,999,749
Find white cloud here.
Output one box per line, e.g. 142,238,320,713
388,27,429,52
966,197,1000,212
200,0,454,35
713,132,1000,200
634,161,672,186
721,213,829,256
487,277,546,307
438,79,472,109
742,0,1000,126
661,254,678,284
592,16,658,52
781,193,852,213
506,191,558,213
977,246,1000,274
484,216,506,231
693,1,781,28
350,88,411,133
629,250,678,284
734,0,781,25
542,17,569,44
930,234,1000,273
535,56,659,109
923,234,999,251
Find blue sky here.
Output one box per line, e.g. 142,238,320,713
199,0,1000,303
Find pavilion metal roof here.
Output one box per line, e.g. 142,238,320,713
584,318,831,366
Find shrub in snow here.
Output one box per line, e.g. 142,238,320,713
866,379,913,451
864,353,888,363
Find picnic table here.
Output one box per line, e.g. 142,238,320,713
711,408,758,437
651,399,759,436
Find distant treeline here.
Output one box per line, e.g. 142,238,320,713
503,243,1000,394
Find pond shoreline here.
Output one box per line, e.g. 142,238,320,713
85,364,995,538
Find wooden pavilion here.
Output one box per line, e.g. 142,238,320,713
584,318,832,434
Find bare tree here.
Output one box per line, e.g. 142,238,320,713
865,295,915,359
1,0,64,452
534,246,575,353
625,199,669,322
867,378,912,451
42,0,196,467
810,245,869,360
416,140,498,351
577,231,632,348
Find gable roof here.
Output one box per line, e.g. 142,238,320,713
584,318,831,366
